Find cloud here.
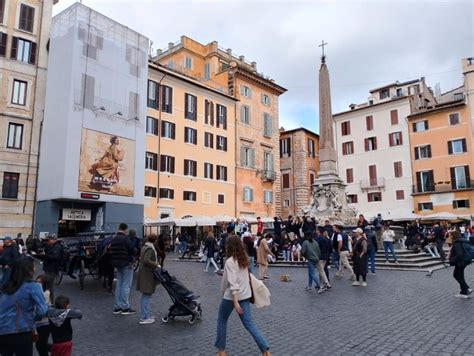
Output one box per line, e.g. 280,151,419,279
54,0,473,133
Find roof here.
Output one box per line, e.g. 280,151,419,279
333,95,408,118
369,79,420,94
407,99,465,119
148,62,238,101
440,85,464,96
280,127,319,137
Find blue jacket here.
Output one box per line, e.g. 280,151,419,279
0,281,48,335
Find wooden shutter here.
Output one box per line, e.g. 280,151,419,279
389,133,394,147
184,94,189,119
29,42,36,64
280,140,283,158
171,123,175,139
425,121,429,130
216,165,221,180
374,137,377,150
369,165,377,186
287,138,291,156
346,168,353,183
204,100,209,124
240,146,246,166
462,139,467,153
184,128,189,143
450,167,456,189
250,148,256,168
11,36,18,59
427,145,432,158
223,106,227,130
428,170,434,191
399,132,403,145
390,110,398,125
204,133,208,147
160,155,165,171
465,166,471,187
366,116,373,130
416,172,422,192
224,167,227,181
448,141,453,155
193,129,197,145
193,95,197,120
414,147,419,160
26,6,34,32
210,101,214,126
216,104,220,128
364,138,369,152
412,123,417,132
0,33,7,57
223,137,227,151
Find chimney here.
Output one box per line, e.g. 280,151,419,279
251,61,257,70
226,48,232,55
168,42,174,51
156,49,162,56
239,55,245,62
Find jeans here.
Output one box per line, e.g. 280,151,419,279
248,256,255,274
366,248,376,273
114,265,134,310
140,293,152,320
307,262,321,288
453,265,470,295
383,241,398,262
331,251,340,269
215,298,269,352
283,250,290,261
205,257,219,272
0,331,33,356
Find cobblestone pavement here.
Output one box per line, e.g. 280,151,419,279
51,256,474,356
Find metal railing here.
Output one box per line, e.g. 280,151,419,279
360,178,385,189
412,180,474,194
262,170,277,182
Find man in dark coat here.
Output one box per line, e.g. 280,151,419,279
0,236,20,286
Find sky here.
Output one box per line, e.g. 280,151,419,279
53,0,473,134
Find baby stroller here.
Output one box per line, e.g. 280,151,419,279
154,268,202,324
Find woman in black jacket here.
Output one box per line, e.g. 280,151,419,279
448,230,472,298
203,231,220,273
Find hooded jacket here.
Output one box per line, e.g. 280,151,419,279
48,307,82,343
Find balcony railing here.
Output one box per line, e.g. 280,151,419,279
360,178,385,190
412,180,474,194
262,170,277,182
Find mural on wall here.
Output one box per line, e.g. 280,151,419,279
78,129,135,197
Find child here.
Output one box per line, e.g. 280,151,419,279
35,275,54,356
48,295,82,356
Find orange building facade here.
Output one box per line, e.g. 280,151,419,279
153,36,287,218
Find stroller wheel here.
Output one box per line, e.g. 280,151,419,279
188,317,195,325
161,316,169,323
195,310,202,319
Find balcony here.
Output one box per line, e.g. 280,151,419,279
360,178,385,190
261,170,277,182
412,180,474,195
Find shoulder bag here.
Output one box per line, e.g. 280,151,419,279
248,270,271,308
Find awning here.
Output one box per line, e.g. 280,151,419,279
194,216,217,226
419,212,470,222
213,215,236,223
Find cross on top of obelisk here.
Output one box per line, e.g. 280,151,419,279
319,40,328,63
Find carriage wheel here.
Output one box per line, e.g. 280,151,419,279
188,317,195,325
161,316,169,323
79,260,86,290
55,271,63,286
89,262,100,280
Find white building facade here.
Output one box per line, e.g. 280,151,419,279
35,3,148,237
333,79,436,219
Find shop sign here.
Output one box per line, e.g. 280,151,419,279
62,208,91,221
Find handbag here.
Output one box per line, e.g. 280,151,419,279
248,270,271,308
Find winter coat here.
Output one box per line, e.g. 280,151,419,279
203,237,218,258
449,239,472,267
136,243,159,294
301,239,321,264
42,243,63,274
0,243,20,267
257,238,270,266
110,232,135,269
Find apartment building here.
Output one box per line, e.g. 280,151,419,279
153,36,287,218
145,63,237,221
333,78,436,218
279,127,319,217
0,0,57,237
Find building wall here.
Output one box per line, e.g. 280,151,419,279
408,104,474,215
280,129,319,217
145,66,236,220
0,0,56,237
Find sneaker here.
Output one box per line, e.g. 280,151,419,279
370,272,376,275
468,289,473,295
350,275,356,281
335,273,342,279
304,286,312,292
139,318,156,325
352,281,361,286
361,282,367,287
121,308,137,315
317,287,327,294
454,294,469,299
68,274,77,280
326,284,332,289
113,308,122,315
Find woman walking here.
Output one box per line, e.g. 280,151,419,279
257,234,273,281
448,230,472,298
215,235,271,356
0,256,49,355
382,223,399,263
352,228,368,286
137,234,160,325
301,233,324,293
204,231,220,273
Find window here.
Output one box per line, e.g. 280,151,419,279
160,155,175,173
448,113,460,126
161,121,175,139
161,85,173,114
283,199,290,207
309,172,315,186
389,132,403,146
243,187,253,202
159,188,174,199
145,152,158,171
264,190,273,204
453,93,464,101
396,88,403,97
263,152,274,172
346,168,354,183
184,159,197,177
204,100,214,125
347,194,358,204
393,161,403,178
396,190,405,200
216,104,227,129
282,173,290,189
7,123,23,149
241,85,252,98
146,117,158,135
280,138,291,157
342,141,354,155
0,0,5,24
369,100,374,106
184,127,197,145
11,38,36,64
414,145,431,160
448,139,467,155
450,166,470,190
204,63,210,80
413,120,428,132
366,115,373,131
0,32,7,57
216,165,228,181
390,110,399,125
418,202,433,211
240,105,250,124
216,135,227,151
183,191,197,202
341,121,351,136
369,165,377,186
204,163,213,179
380,89,390,99
367,192,382,202
218,194,225,204
12,80,27,105
147,80,159,109
2,172,19,199
80,74,95,110
308,138,315,158
261,94,270,106
416,170,434,193
364,137,377,151
184,56,192,69
144,186,157,197
204,132,214,148
19,4,35,33
453,199,470,209
185,93,197,120
240,147,256,168
263,113,272,137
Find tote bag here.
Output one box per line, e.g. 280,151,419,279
249,273,271,308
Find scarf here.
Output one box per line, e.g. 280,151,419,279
145,242,158,262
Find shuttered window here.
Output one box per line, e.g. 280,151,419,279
263,152,274,172
369,165,377,186
161,85,173,113
204,132,214,148
217,194,225,204
159,188,174,199
204,100,214,126
416,170,435,193
243,187,253,202
413,120,428,132
264,190,273,204
307,139,315,158
450,166,470,190
367,192,382,202
347,194,358,203
12,80,27,106
414,145,431,160
364,137,377,151
160,155,175,173
0,0,5,24
183,191,197,201
341,121,351,136
185,93,197,120
396,190,405,200
342,141,354,155
204,163,213,179
161,121,175,139
146,117,158,136
216,135,227,151
394,162,403,178
19,4,35,33
366,115,373,131
216,165,228,181
0,32,7,57
2,172,20,199
240,146,256,168
282,173,290,189
7,123,23,149
216,104,227,129
147,80,159,109
263,113,272,137
390,110,399,125
280,138,291,157
346,168,354,183
184,127,197,145
145,152,158,171
184,159,197,177
240,105,250,124
389,132,403,146
448,139,467,155
144,186,157,197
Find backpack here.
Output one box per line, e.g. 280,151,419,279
461,241,473,266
